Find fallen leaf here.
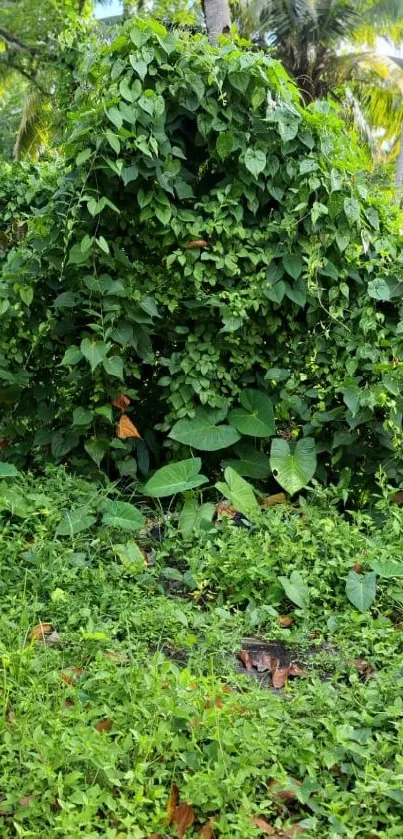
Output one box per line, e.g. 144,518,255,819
237,649,253,670
94,718,113,732
260,493,287,508
166,783,180,825
352,562,363,573
112,393,131,411
272,664,290,689
61,666,84,685
18,796,33,808
198,819,215,837
117,414,141,439
173,802,195,837
278,616,293,628
215,500,237,518
351,658,376,678
392,491,403,505
251,817,276,835
184,240,208,248
103,650,128,663
288,662,308,678
29,622,53,640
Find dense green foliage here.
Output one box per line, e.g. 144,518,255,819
1,19,403,495
1,468,403,837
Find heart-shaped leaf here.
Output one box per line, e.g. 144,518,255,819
279,571,310,610
346,571,376,612
216,467,259,518
169,407,240,451
142,458,208,497
270,437,316,495
102,500,144,531
56,508,96,537
229,390,275,437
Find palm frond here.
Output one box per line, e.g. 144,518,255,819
13,90,50,160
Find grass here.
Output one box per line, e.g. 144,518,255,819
1,468,403,837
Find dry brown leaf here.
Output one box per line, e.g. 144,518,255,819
392,491,403,505
112,393,131,411
215,500,237,518
184,240,209,248
198,818,215,838
288,663,308,678
283,825,305,837
103,650,128,663
166,783,180,825
173,802,195,838
352,562,363,573
272,665,290,689
237,649,253,670
278,616,293,628
29,623,53,640
61,666,84,685
117,414,141,439
351,658,376,678
260,493,287,508
251,817,276,835
18,796,33,808
94,719,113,732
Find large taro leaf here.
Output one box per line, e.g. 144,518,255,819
222,442,271,479
270,437,316,495
102,500,144,531
345,571,376,612
169,406,240,451
215,466,259,518
228,390,275,437
142,458,208,497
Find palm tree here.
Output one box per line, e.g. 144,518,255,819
233,0,403,179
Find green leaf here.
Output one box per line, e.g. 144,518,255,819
0,463,19,477
344,197,360,225
106,107,123,130
129,55,147,80
84,438,109,468
61,346,83,367
244,148,266,178
102,500,144,531
279,571,310,610
72,407,93,426
178,496,215,538
114,541,145,574
229,390,275,437
216,132,234,160
369,559,403,578
270,437,316,495
76,148,92,166
169,407,240,451
105,131,121,155
368,278,391,301
345,571,376,612
80,339,109,372
142,458,208,497
282,253,303,280
20,286,33,306
56,508,96,537
215,467,259,518
311,202,328,226
103,356,124,379
223,442,271,479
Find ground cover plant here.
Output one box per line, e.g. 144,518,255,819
1,20,403,495
1,468,403,838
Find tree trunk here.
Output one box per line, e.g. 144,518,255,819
396,121,403,187
202,0,231,44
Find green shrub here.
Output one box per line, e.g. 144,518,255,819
1,19,403,490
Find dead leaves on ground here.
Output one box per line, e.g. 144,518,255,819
29,623,62,646
251,817,305,837
165,784,214,838
112,393,131,411
237,649,307,689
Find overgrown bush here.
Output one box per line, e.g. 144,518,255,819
1,19,403,491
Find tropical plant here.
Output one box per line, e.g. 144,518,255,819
1,20,403,495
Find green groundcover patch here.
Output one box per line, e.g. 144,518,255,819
1,468,403,838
